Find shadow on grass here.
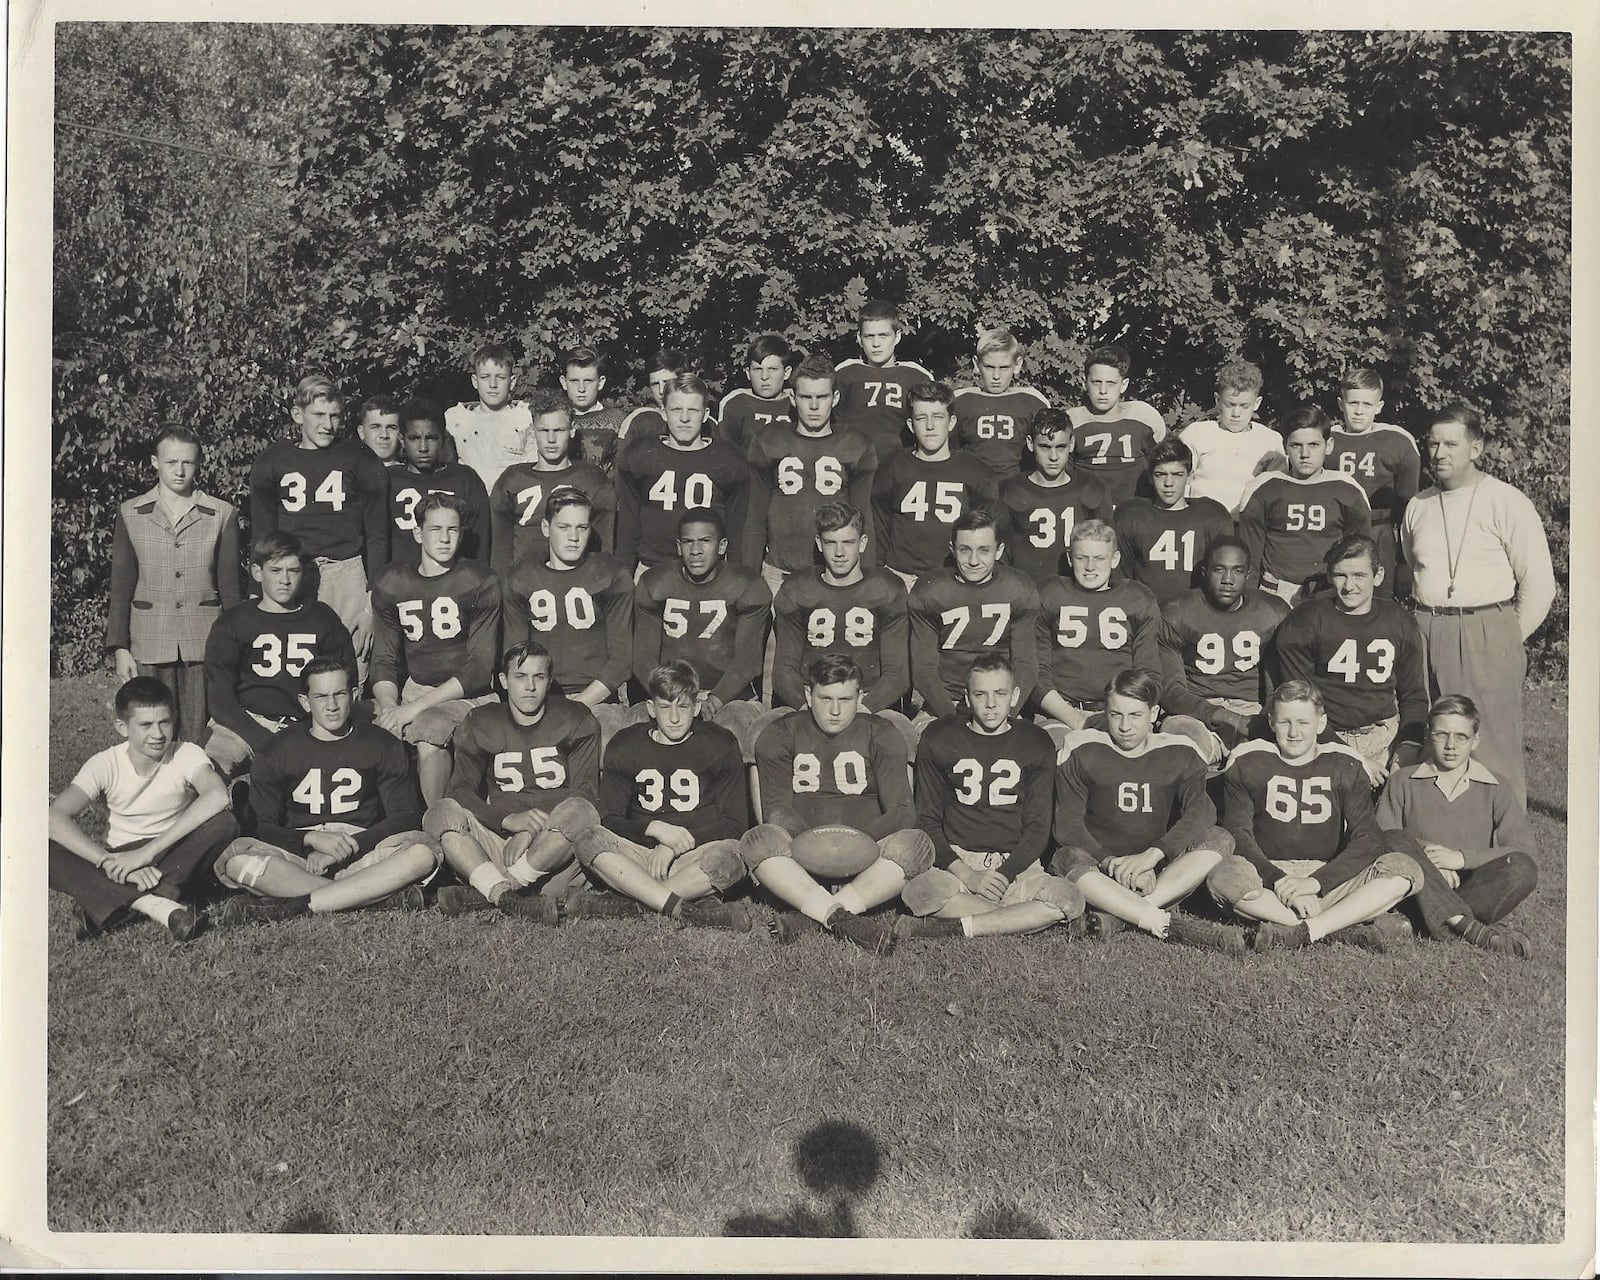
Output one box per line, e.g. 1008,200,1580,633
1528,796,1568,823
963,1202,1053,1238
280,1203,340,1233
723,1119,880,1236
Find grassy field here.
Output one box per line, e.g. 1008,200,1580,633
44,672,1573,1240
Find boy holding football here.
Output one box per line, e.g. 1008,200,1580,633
1067,344,1167,511
995,408,1109,582
954,327,1049,478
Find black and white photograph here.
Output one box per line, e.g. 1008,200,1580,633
3,1,1594,1272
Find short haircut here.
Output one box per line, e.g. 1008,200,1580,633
1279,405,1332,440
951,508,1000,540
357,393,403,422
1434,399,1485,440
562,345,601,373
114,676,174,720
651,348,692,377
805,652,863,690
1267,678,1325,717
907,381,955,412
1069,517,1118,549
1105,667,1163,707
815,502,865,537
1084,344,1131,377
150,424,203,458
1340,367,1384,396
975,327,1020,360
665,373,710,404
527,387,573,420
967,651,1014,682
747,333,794,365
859,299,901,329
647,659,701,703
792,353,835,386
677,505,726,540
1428,693,1481,731
418,492,466,523
294,371,340,408
544,488,593,522
301,653,353,690
501,639,551,675
252,530,304,567
1324,533,1381,573
1146,435,1194,472
1216,361,1263,395
1202,533,1251,567
399,396,445,433
472,342,516,371
1028,407,1073,441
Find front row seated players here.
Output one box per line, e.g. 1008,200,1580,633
50,677,237,942
1206,679,1423,953
214,656,442,924
899,654,1086,939
1049,668,1245,952
741,654,935,955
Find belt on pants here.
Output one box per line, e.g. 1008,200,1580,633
1412,599,1513,617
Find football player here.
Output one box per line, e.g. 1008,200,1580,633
386,397,491,570
1066,344,1168,512
1327,368,1419,595
355,394,404,466
831,298,935,459
1112,436,1233,605
995,408,1109,581
954,327,1049,478
718,333,795,453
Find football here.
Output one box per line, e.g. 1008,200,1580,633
788,825,879,878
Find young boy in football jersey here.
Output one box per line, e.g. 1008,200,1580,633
1328,368,1420,595
1376,695,1538,957
213,657,441,924
503,490,633,747
996,408,1109,581
899,654,1085,939
1207,680,1422,952
387,398,492,569
1067,345,1168,511
833,299,935,459
559,346,629,472
909,510,1039,721
619,348,693,448
954,328,1049,478
741,654,935,954
50,677,236,942
566,660,752,930
489,388,616,574
1156,536,1288,765
423,642,601,921
1237,406,1372,604
718,333,795,453
1177,361,1285,512
872,381,998,591
369,494,503,804
1034,520,1163,747
632,507,771,759
1113,436,1233,605
445,343,535,494
203,533,356,778
1271,534,1428,786
1049,669,1243,950
771,503,910,717
249,372,389,677
616,373,751,573
356,394,404,466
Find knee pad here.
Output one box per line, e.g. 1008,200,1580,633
1206,855,1262,909
1050,845,1098,882
227,853,272,889
739,823,791,868
880,829,935,878
876,709,922,758
569,827,605,870
422,799,470,839
901,867,961,917
696,840,747,892
1032,876,1085,920
1373,851,1425,894
405,713,454,748
545,796,600,840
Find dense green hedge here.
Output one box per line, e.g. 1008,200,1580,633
52,26,1570,676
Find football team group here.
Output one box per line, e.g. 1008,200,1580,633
50,301,1557,959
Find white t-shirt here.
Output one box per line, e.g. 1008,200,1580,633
1179,419,1284,512
444,400,536,493
69,740,214,849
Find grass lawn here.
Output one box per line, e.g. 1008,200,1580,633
44,673,1572,1240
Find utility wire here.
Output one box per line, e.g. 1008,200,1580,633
56,118,292,169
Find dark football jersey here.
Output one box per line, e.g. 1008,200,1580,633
1066,401,1167,511
997,471,1112,581
1327,424,1420,525
632,561,771,702
488,459,616,575
204,600,355,749
1113,497,1235,605
1270,596,1428,740
600,720,749,846
503,553,634,696
744,424,878,571
771,569,909,712
832,358,934,459
717,387,794,454
908,567,1040,719
1035,577,1162,706
248,722,421,855
249,438,389,570
615,435,751,569
1238,471,1372,589
1054,728,1214,860
1157,588,1289,717
1222,741,1382,892
953,386,1049,477
914,715,1056,878
445,697,601,834
754,711,914,840
385,462,491,569
369,559,502,698
871,451,1000,577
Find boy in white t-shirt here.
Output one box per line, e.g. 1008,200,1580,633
444,342,536,493
1178,360,1285,512
48,677,237,941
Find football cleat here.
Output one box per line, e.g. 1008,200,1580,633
676,899,753,932
1248,919,1312,952
436,885,497,916
1339,912,1415,954
562,890,648,921
764,911,814,945
165,905,200,943
827,910,897,956
494,887,562,924
894,916,964,940
1085,909,1132,939
1164,912,1248,954
364,885,425,913
216,894,309,927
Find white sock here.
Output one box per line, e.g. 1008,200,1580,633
960,916,975,938
470,863,514,902
799,885,838,924
1305,917,1331,943
834,885,868,917
506,855,540,886
1139,904,1170,936
131,893,179,925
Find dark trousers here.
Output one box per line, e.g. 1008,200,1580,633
49,812,238,932
138,659,208,746
1385,828,1538,936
